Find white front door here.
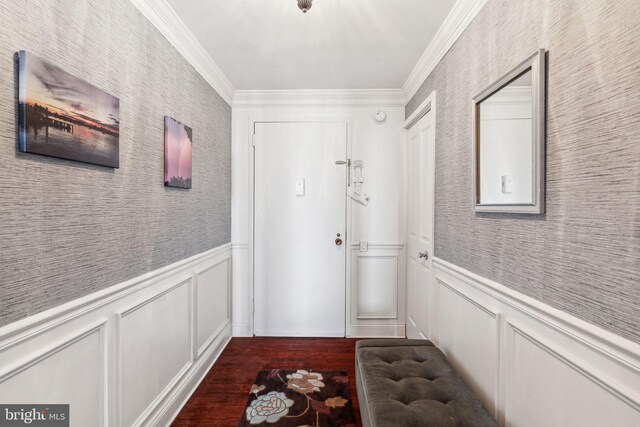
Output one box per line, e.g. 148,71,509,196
254,122,347,337
406,109,435,340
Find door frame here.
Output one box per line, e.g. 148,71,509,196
247,114,354,336
404,90,437,340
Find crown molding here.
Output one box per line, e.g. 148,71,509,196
402,0,487,104
129,0,235,105
129,0,484,108
233,89,406,108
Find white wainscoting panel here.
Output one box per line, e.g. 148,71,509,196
348,243,406,337
0,321,107,426
357,256,398,319
118,280,192,427
504,320,639,427
431,257,640,427
0,243,232,427
435,280,500,417
195,259,231,356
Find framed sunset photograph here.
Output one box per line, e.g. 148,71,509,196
164,116,193,189
18,50,120,168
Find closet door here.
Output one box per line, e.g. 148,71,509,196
406,109,435,340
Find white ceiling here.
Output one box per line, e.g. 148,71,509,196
165,0,456,91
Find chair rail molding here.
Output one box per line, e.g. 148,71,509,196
0,243,233,427
129,0,235,104
402,0,488,104
430,257,640,426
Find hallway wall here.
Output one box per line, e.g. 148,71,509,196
0,0,232,327
407,0,640,344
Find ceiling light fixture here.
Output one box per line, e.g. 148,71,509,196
297,0,313,13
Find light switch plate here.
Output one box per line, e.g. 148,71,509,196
296,178,305,196
359,240,368,252
501,175,513,194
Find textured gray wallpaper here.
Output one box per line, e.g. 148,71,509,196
407,0,640,343
0,0,231,326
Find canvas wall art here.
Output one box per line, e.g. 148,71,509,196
18,50,120,168
164,116,193,189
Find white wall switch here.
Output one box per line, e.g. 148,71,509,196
295,178,305,196
501,175,513,194
359,240,368,252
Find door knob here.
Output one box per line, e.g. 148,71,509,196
419,251,429,259
335,238,343,246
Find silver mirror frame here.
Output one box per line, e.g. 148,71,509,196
472,48,546,214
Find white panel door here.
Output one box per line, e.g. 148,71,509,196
406,110,435,339
254,122,347,337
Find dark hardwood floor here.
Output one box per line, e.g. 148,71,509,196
172,337,363,426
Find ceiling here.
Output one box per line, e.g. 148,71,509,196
165,0,457,91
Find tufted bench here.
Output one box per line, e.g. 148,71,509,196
355,339,497,427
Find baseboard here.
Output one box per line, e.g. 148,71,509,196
254,329,345,338
233,322,251,337
430,257,640,426
347,324,405,338
0,244,233,427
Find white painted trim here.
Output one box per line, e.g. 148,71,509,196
193,259,231,357
0,243,231,344
0,320,107,382
255,329,345,338
433,257,640,425
506,319,640,412
402,0,487,104
435,278,502,416
0,320,109,426
354,255,399,320
433,257,640,368
233,89,406,108
349,243,406,336
116,278,194,427
232,322,250,337
0,244,233,427
231,242,251,336
347,324,406,338
404,90,436,129
349,242,405,251
128,0,235,104
146,326,231,426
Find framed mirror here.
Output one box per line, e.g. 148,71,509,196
472,49,546,214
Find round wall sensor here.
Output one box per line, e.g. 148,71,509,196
373,110,387,125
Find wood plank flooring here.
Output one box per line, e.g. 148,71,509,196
172,337,362,426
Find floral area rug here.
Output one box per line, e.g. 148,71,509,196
239,369,356,427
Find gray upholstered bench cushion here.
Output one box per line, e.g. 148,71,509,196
356,339,497,427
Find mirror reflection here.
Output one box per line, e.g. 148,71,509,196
478,70,533,205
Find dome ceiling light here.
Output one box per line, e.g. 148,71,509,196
297,0,313,13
